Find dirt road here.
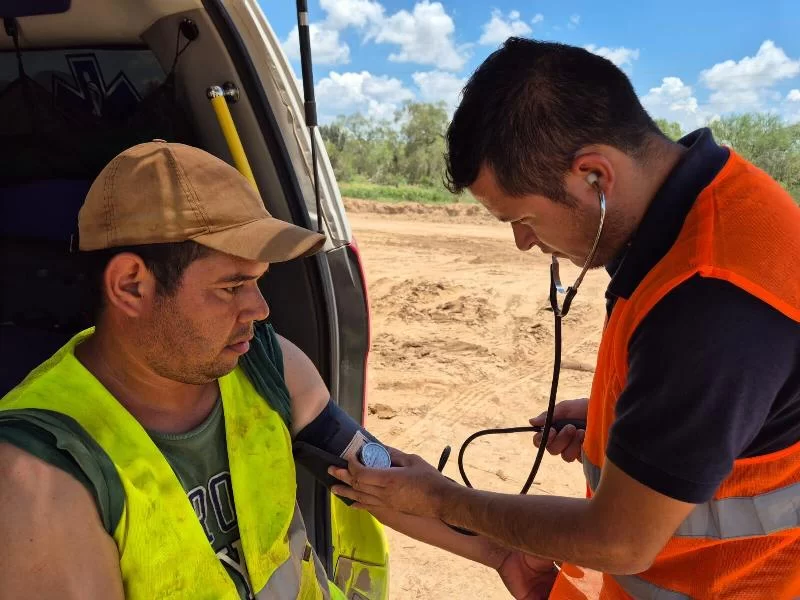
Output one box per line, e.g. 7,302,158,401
347,200,609,599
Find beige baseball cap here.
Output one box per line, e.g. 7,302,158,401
78,140,326,262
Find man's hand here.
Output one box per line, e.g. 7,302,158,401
497,551,558,600
329,447,457,518
530,398,588,463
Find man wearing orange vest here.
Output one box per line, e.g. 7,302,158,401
330,38,800,598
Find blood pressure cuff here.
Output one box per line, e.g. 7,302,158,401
293,399,383,502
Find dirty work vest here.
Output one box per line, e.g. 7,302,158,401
0,328,340,600
550,150,800,599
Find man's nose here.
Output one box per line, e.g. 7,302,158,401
240,284,270,323
511,222,537,251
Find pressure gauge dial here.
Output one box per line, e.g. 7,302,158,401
359,442,392,469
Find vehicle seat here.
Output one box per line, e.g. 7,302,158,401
0,179,93,397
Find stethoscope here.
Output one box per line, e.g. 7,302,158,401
436,177,607,535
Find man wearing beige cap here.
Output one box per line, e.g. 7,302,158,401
0,141,550,600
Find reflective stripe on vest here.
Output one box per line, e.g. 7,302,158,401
583,453,600,491
583,452,800,539
551,565,694,599
675,484,800,539
256,504,330,600
613,575,690,600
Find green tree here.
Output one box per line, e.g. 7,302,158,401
319,122,348,175
395,101,449,186
320,114,402,183
655,118,683,141
709,113,800,202
321,106,799,205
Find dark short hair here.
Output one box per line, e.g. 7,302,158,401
84,240,211,318
445,38,663,202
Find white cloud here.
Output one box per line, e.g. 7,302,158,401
316,71,414,122
701,41,800,92
642,76,710,131
479,9,533,46
643,77,699,114
285,0,465,72
412,70,465,112
710,89,762,113
319,0,384,31
374,1,467,71
783,89,800,123
700,40,800,113
283,24,350,65
568,14,580,29
532,13,544,24
585,44,640,68
642,43,800,129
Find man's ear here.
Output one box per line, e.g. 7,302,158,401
567,152,616,199
103,253,156,318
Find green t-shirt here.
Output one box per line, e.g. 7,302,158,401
0,323,291,600
149,398,253,599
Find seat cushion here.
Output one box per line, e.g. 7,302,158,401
0,179,92,395
0,179,89,242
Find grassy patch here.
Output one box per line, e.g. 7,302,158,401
339,181,472,204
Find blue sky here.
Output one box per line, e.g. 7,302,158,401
261,0,800,130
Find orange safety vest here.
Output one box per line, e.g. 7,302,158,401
550,150,800,600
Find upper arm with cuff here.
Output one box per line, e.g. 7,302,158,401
263,328,384,494
275,333,332,436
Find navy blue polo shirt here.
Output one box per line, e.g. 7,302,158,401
603,128,800,504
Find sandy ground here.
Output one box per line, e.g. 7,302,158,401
345,199,610,599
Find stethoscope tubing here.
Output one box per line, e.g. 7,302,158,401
437,185,607,535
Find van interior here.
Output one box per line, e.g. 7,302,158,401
0,0,373,580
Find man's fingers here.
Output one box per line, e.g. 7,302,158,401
533,426,580,456
546,425,577,455
387,446,414,467
329,466,352,485
530,397,590,427
349,478,387,497
561,429,585,463
329,464,390,489
349,455,392,486
331,485,385,508
529,413,547,427
532,429,559,450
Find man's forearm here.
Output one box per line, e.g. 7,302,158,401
369,507,509,569
437,488,633,573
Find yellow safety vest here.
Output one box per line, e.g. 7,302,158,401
1,328,345,600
